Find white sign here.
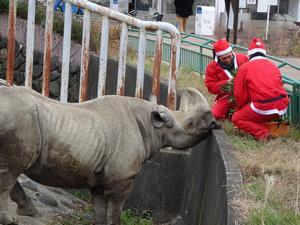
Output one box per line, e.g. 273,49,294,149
257,0,278,13
110,0,119,11
247,0,256,4
195,6,215,36
239,0,247,8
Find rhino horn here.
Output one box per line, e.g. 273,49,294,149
179,87,209,112
151,105,174,128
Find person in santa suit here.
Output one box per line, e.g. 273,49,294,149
205,39,248,120
231,37,289,141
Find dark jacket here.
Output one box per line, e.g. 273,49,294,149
174,0,194,18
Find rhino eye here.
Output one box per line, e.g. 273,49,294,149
187,118,193,128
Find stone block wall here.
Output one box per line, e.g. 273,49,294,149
0,36,81,102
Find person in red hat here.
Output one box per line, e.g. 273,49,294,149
231,37,289,141
205,39,248,120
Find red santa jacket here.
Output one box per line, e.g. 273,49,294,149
205,53,248,101
234,56,289,115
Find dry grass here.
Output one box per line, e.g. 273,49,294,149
90,19,121,57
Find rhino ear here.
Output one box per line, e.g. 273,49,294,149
151,106,173,128
179,87,209,112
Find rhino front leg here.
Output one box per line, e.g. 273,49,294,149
10,180,38,217
105,179,134,225
91,179,134,225
0,169,18,225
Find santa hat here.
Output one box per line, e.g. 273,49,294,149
248,37,266,56
213,39,232,57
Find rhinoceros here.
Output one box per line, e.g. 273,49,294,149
0,86,218,225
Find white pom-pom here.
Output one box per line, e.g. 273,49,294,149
256,42,261,46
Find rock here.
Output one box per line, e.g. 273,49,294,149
14,71,25,85
0,37,7,49
33,64,43,79
38,194,58,207
16,216,47,225
47,187,63,195
50,80,60,97
0,48,7,63
51,56,60,72
0,63,5,79
32,77,43,93
59,199,76,209
21,180,39,192
6,175,88,225
18,62,26,72
14,54,26,70
68,73,80,102
69,64,80,74
50,70,60,81
33,51,43,65
36,52,44,66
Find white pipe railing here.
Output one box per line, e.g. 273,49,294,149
6,0,181,109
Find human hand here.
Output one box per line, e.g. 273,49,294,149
227,78,233,84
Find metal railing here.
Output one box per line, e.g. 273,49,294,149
128,30,300,125
4,0,180,110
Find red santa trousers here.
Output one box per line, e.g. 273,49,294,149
212,97,233,120
231,104,279,140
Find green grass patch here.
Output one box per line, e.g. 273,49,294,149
56,204,94,225
246,180,266,201
121,209,153,225
68,189,91,202
56,206,153,225
246,207,300,225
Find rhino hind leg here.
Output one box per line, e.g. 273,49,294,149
10,181,38,217
0,169,18,225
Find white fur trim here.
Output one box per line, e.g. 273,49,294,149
215,46,232,56
233,53,238,70
224,70,233,79
250,102,287,116
249,56,266,61
248,48,266,56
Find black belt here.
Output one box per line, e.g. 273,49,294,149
257,94,286,104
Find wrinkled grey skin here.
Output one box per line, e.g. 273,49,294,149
0,86,218,225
